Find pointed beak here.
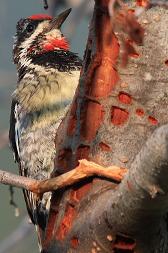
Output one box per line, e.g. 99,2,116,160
48,8,72,31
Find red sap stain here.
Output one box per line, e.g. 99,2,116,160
136,0,149,7
71,237,79,248
44,210,58,247
125,40,140,58
128,9,135,14
81,102,105,142
118,92,132,104
148,116,158,125
129,52,140,58
56,205,76,241
111,107,129,125
70,183,92,204
99,142,111,151
67,116,77,136
165,60,168,66
87,32,120,97
89,67,119,97
113,234,136,252
136,108,144,117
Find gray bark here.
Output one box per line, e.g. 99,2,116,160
68,125,168,252
44,5,168,253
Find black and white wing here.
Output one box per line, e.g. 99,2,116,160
9,99,19,163
9,99,35,224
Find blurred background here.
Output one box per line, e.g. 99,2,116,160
0,0,93,252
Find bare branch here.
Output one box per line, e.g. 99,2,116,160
0,160,127,194
0,170,38,191
43,0,48,9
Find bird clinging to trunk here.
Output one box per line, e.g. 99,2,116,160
9,8,82,243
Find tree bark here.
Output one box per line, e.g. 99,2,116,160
1,0,168,252
39,1,168,252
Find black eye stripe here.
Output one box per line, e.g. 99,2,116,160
15,19,43,47
16,19,42,34
14,18,49,53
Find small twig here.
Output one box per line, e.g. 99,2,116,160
43,0,48,9
0,160,127,194
0,170,38,191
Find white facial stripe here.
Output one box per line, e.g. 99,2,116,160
19,21,49,60
18,21,64,69
46,29,62,38
14,103,21,158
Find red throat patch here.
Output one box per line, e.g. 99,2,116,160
42,37,70,51
28,14,52,20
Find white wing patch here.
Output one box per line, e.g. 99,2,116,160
14,103,21,159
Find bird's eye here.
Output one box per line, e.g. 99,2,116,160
26,24,35,33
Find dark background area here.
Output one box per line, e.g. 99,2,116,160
0,0,89,252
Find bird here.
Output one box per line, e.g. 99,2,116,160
9,8,82,235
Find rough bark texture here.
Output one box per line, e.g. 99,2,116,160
40,1,168,253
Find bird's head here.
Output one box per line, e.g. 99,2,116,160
13,8,71,65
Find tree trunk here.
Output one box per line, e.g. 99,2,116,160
41,1,168,252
